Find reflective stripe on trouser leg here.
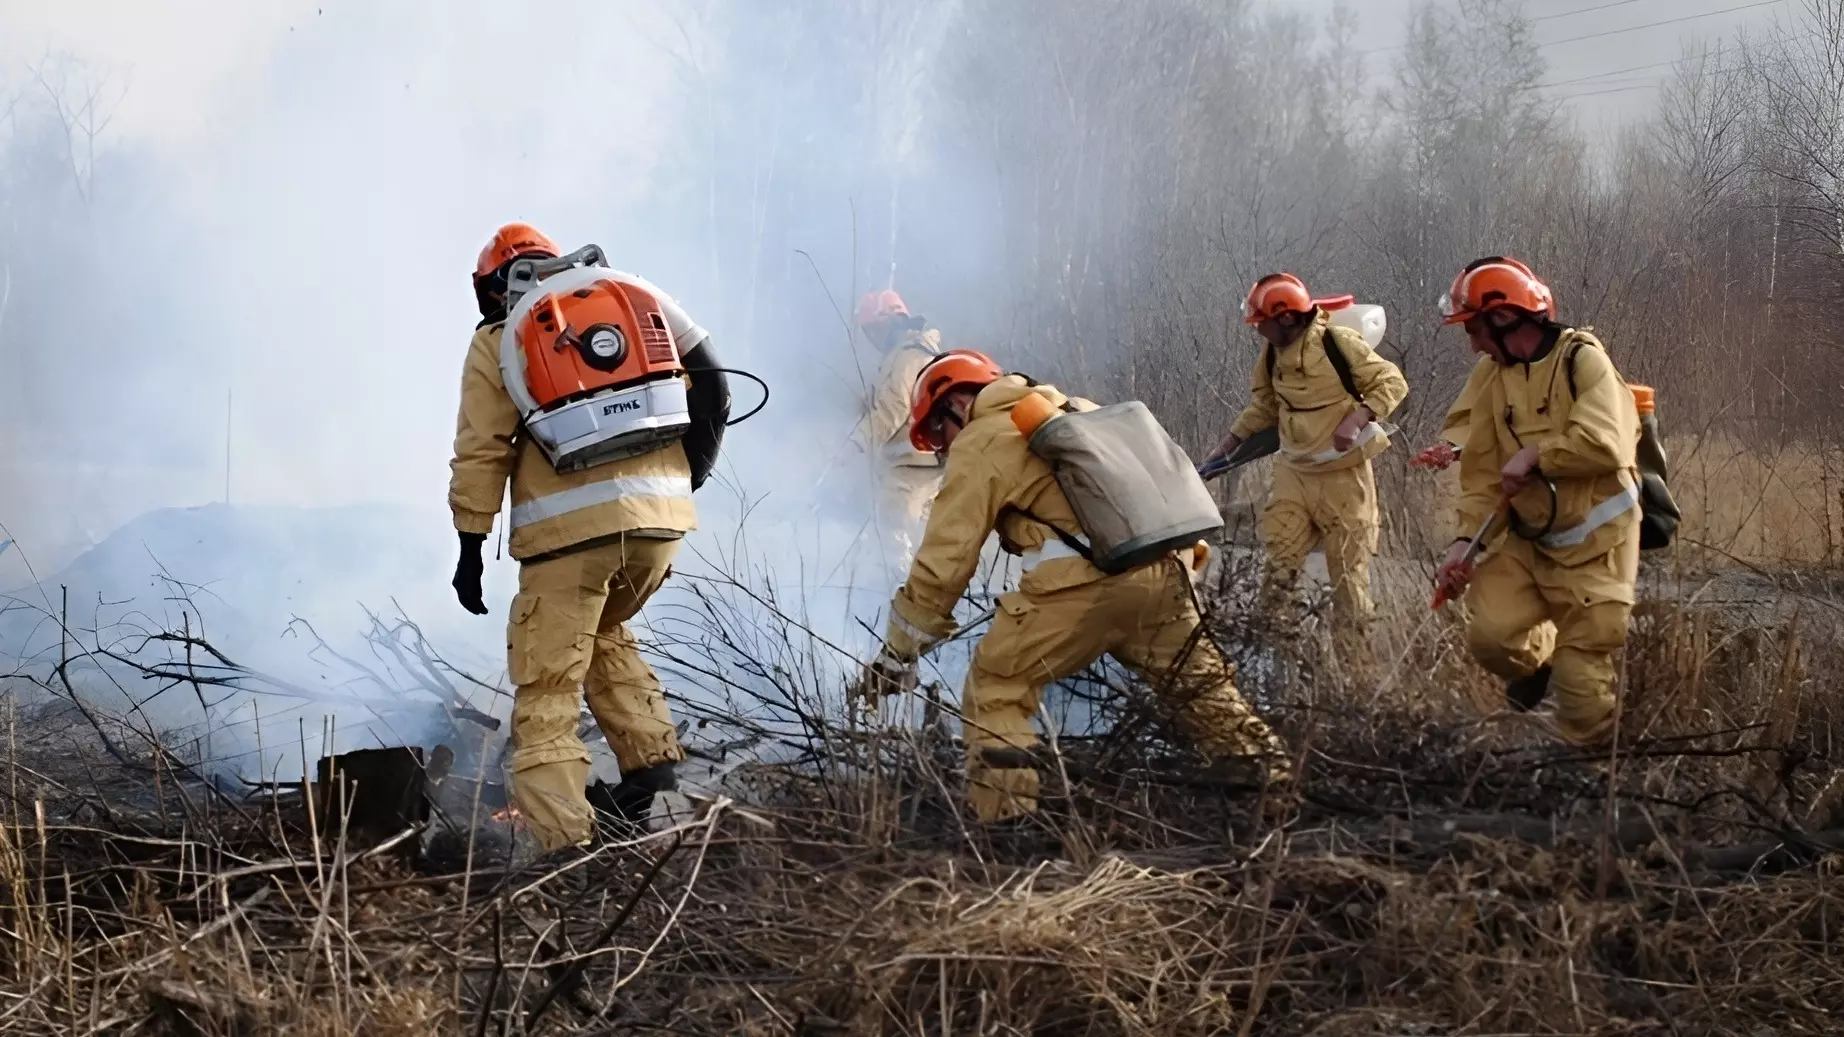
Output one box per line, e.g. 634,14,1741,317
1114,561,1290,783
1462,548,1557,681
584,537,685,774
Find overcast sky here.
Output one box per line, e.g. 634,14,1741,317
1301,0,1787,134
1,0,1794,146
0,0,1800,565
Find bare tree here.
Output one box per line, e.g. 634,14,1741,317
25,54,124,205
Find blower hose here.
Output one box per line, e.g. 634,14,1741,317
1507,478,1559,542
710,367,770,426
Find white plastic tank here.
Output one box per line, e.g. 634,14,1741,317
1328,303,1387,349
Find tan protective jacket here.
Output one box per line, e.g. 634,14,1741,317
884,375,1104,658
1438,355,1494,447
1453,329,1640,567
448,324,696,561
1230,309,1409,473
859,327,944,468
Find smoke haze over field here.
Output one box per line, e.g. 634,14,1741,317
0,0,1796,563
0,0,1833,777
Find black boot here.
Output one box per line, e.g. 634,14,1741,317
587,762,678,834
1506,665,1553,712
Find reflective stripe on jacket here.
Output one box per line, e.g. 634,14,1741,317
1453,329,1640,567
448,324,696,561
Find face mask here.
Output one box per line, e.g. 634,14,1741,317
1471,309,1534,360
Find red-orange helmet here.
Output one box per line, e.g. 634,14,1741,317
856,289,909,327
1242,273,1314,325
909,349,1004,452
1440,256,1553,325
475,222,560,280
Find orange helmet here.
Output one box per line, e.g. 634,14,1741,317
1440,256,1553,325
908,349,1004,452
475,222,560,280
856,289,910,327
1242,273,1314,325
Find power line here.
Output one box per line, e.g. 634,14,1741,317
1358,0,1781,57
1530,44,1729,90
1533,0,1654,23
1555,82,1665,99
1538,0,1786,48
1540,57,1682,87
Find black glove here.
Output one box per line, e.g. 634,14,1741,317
452,531,488,615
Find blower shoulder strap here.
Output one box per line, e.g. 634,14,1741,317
1563,335,1603,400
1011,371,1081,414
1001,504,1094,563
1265,326,1362,402
1003,379,1090,560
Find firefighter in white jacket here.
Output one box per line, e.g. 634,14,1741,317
855,290,944,569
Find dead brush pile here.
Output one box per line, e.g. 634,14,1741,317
0,567,1842,1035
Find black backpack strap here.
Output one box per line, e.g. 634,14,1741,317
1001,505,1093,563
1321,325,1364,403
1267,326,1364,404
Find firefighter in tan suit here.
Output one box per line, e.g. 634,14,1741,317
448,222,730,851
1432,257,1640,746
1204,274,1409,637
854,290,944,570
860,349,1289,839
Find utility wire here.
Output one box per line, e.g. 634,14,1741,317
1539,57,1684,87
1539,0,1785,48
1359,0,1783,57
1532,0,1654,23
1529,44,1730,91
1555,82,1667,99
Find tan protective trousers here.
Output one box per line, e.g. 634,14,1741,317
506,535,686,850
963,556,1289,822
876,464,942,572
1462,531,1639,746
1259,461,1378,634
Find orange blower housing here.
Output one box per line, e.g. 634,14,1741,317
500,246,693,473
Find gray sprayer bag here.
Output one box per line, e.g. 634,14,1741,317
1027,401,1224,574
1636,411,1679,550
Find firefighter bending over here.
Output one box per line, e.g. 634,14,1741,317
859,349,1290,846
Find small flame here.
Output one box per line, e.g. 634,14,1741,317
491,806,523,825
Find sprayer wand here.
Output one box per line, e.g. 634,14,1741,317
1431,496,1511,609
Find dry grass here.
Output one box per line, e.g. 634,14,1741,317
0,552,1840,1035
1666,433,1844,568
0,437,1840,1034
1360,432,1844,569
